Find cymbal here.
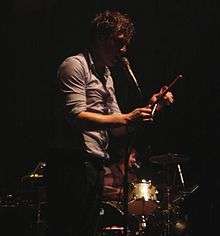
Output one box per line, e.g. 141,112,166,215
21,173,44,182
149,153,189,165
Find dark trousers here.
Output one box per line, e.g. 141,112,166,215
48,148,104,236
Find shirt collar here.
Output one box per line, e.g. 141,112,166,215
87,50,111,78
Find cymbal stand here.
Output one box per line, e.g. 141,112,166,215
32,203,47,236
160,164,172,236
36,201,44,225
161,187,172,236
32,162,47,235
161,163,186,236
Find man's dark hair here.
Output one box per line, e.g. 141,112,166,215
90,10,135,45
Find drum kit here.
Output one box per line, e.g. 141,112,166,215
0,161,48,235
0,153,198,236
99,153,198,236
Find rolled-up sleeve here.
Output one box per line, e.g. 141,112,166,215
58,58,87,116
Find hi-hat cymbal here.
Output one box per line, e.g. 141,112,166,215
149,153,189,165
21,161,47,183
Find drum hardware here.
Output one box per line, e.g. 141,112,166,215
153,203,189,236
135,215,147,235
177,164,185,188
172,185,199,204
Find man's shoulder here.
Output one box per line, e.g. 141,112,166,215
61,53,87,67
58,52,89,76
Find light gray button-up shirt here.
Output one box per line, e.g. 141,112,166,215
58,51,121,159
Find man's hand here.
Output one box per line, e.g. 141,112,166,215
127,107,153,122
150,86,174,106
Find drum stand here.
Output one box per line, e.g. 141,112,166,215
137,215,147,235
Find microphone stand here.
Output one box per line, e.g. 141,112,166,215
121,57,145,236
120,57,184,236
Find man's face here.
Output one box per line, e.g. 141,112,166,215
100,33,129,67
128,149,137,168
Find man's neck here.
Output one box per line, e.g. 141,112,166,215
89,47,107,76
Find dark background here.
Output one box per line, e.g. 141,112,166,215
3,0,220,235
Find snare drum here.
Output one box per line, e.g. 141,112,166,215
128,179,159,216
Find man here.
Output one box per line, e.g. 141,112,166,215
102,147,139,202
52,10,174,236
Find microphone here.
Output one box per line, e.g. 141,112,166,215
121,57,143,98
132,162,141,169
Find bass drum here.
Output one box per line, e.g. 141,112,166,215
128,179,159,216
98,201,139,236
98,201,124,229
